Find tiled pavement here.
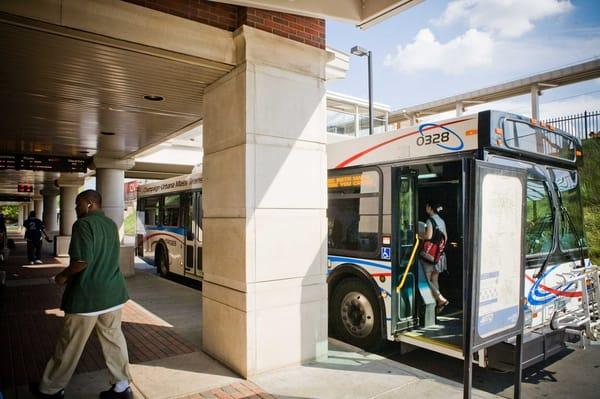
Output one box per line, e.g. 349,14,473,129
0,235,261,398
184,381,276,399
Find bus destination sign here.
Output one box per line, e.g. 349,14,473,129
0,154,89,172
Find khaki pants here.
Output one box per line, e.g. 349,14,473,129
40,309,132,394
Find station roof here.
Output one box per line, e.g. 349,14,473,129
0,0,416,197
389,58,600,123
215,0,423,29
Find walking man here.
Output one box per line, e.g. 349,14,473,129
23,210,48,264
32,190,132,398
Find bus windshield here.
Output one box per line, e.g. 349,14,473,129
551,168,587,252
526,179,554,255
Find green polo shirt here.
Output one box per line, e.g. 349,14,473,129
61,211,129,314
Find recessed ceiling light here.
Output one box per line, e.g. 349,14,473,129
144,94,165,101
100,131,115,136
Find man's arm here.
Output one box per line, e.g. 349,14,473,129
55,260,86,285
55,220,92,285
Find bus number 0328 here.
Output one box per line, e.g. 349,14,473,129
417,132,450,146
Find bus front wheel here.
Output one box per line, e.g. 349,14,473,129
156,248,169,277
331,278,381,350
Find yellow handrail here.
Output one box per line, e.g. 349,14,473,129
396,234,420,293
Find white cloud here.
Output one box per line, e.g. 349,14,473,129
384,28,494,75
434,0,573,38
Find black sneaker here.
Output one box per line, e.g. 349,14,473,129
99,386,133,399
29,383,65,399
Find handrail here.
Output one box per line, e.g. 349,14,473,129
396,234,420,293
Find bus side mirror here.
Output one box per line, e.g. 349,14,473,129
187,231,195,241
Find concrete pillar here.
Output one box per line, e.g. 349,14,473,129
531,85,540,120
41,188,59,232
93,157,136,277
54,176,84,257
202,26,328,377
92,158,134,241
456,101,464,117
33,195,43,219
409,113,417,126
18,203,24,232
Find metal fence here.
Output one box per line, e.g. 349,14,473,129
544,111,600,141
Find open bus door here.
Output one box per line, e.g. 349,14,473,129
391,167,420,333
183,191,203,279
391,159,528,368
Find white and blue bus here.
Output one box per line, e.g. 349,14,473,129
326,110,598,369
135,110,598,368
136,173,203,280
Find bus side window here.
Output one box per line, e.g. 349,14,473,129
143,197,160,226
328,169,381,256
163,194,181,226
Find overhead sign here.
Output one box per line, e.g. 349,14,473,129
0,154,88,172
124,181,140,202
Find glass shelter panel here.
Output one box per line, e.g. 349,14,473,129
327,110,356,135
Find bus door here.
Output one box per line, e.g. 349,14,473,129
183,191,203,278
194,192,203,278
183,192,196,276
391,167,420,332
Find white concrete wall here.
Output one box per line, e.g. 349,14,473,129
202,26,329,378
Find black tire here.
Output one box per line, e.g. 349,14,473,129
156,246,169,277
330,277,382,350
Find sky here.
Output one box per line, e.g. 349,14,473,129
326,0,600,119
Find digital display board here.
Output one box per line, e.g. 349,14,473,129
0,154,89,172
18,184,34,193
327,174,363,188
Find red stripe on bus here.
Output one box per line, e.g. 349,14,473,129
525,274,582,297
144,232,185,245
371,272,391,277
335,118,473,169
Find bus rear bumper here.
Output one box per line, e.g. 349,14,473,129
486,328,566,371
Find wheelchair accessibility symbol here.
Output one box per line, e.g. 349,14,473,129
381,247,391,260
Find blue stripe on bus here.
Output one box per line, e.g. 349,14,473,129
328,256,392,271
145,225,186,235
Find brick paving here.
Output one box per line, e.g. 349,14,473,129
0,236,195,393
0,235,279,399
183,381,277,399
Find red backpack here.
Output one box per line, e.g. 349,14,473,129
419,217,446,264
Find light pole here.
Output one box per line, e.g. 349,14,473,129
351,45,373,135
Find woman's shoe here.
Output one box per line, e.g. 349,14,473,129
436,300,449,313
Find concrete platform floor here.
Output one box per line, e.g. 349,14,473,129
1,234,501,399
